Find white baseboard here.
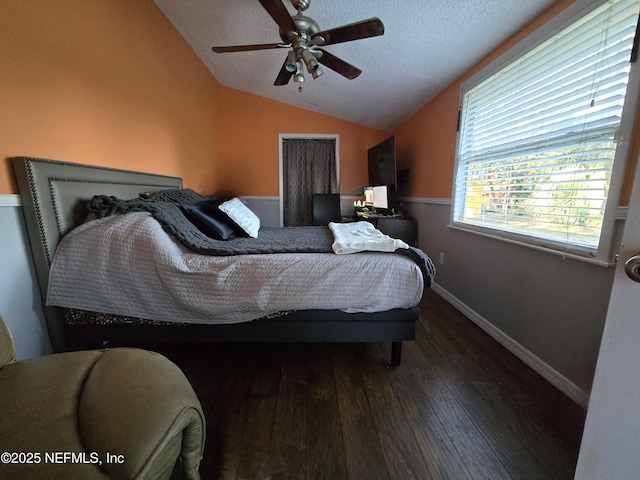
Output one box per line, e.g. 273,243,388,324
430,283,589,407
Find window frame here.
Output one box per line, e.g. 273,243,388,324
451,0,640,266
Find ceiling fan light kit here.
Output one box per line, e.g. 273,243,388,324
294,61,305,83
211,0,384,91
285,50,297,73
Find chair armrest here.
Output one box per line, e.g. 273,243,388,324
0,314,18,368
78,348,205,480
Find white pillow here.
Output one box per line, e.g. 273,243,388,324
218,197,260,238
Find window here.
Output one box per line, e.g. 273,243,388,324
452,0,640,264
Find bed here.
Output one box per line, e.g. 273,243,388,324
12,156,434,365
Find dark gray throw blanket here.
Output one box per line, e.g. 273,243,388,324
88,189,435,287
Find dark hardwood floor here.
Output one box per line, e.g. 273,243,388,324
152,289,586,479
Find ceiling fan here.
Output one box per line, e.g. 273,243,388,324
211,0,384,90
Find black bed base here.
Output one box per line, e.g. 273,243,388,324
65,307,419,366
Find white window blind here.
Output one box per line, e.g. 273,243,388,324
453,0,640,260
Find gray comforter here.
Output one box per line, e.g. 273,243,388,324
87,190,435,287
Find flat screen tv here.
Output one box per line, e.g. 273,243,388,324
367,135,396,192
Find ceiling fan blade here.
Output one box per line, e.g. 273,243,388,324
312,18,384,46
274,56,294,86
212,43,288,53
316,49,361,79
258,0,296,35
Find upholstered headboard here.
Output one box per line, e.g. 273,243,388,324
12,157,183,351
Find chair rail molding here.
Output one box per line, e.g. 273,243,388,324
0,194,22,207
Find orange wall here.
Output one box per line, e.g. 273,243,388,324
0,0,223,195
394,0,639,204
216,87,387,197
0,0,386,196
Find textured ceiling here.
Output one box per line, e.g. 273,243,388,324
153,0,558,132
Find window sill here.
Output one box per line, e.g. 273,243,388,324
447,223,616,267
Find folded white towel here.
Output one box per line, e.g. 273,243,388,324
328,221,409,254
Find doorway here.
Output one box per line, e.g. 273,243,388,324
279,134,339,226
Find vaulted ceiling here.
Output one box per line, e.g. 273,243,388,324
153,0,558,131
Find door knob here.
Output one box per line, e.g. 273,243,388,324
625,255,640,283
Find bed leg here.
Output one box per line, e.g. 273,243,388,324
389,341,402,367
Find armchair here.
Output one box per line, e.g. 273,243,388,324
0,314,205,479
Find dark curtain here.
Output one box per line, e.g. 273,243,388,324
282,138,337,226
